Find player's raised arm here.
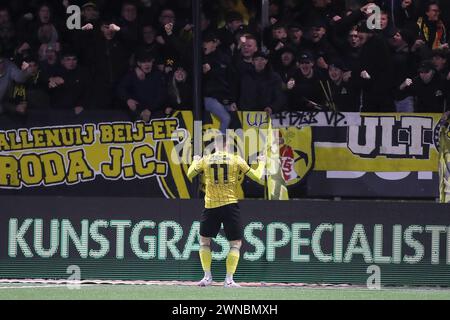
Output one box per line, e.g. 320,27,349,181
239,155,266,184
187,155,204,179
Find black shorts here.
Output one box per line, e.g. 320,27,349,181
200,203,242,241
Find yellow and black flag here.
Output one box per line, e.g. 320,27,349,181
439,121,450,203
265,117,289,200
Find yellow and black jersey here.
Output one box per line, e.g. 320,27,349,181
188,151,264,209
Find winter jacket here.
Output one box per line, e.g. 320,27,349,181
239,68,286,113
288,70,326,111
354,34,396,112
49,67,90,109
118,69,167,113
203,50,238,104
400,74,447,113
84,35,130,86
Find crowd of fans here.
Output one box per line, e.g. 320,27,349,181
0,0,450,131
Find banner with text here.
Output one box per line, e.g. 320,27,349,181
0,111,444,198
1,197,450,286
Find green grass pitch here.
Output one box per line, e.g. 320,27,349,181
0,284,450,300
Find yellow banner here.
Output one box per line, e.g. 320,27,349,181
313,113,442,172
0,111,444,196
0,119,181,189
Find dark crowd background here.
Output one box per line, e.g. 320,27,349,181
0,0,449,131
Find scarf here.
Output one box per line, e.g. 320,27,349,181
417,17,447,49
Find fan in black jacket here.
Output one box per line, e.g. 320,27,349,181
286,51,327,111
82,18,131,109
47,50,90,115
239,51,286,115
388,28,420,112
273,46,298,90
320,59,361,112
202,32,238,134
118,50,167,122
354,24,396,112
398,60,447,113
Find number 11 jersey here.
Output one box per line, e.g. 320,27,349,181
192,151,251,209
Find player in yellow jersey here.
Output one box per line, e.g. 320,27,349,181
187,136,266,288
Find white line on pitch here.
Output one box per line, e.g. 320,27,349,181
0,284,94,290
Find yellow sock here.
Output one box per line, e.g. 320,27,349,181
199,246,212,273
226,248,240,276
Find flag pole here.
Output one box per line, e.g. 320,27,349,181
192,0,202,198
